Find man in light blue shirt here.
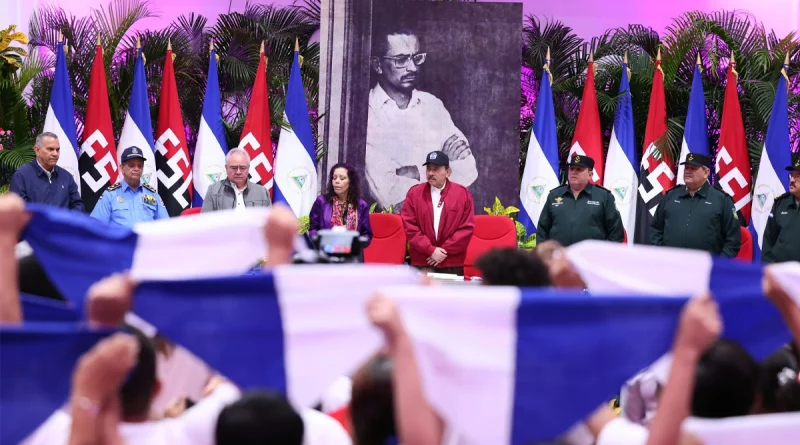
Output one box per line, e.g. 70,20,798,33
90,146,169,227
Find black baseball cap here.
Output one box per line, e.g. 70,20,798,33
786,153,800,172
423,151,449,168
680,152,711,168
121,146,146,163
567,154,595,170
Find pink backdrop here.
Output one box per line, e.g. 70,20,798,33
3,0,799,39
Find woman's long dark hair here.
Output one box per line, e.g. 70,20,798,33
324,162,362,206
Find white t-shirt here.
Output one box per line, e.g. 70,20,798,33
22,382,240,445
235,186,246,212
432,181,446,240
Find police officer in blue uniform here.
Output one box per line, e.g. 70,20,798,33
90,146,169,227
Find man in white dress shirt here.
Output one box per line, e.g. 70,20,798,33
366,25,479,210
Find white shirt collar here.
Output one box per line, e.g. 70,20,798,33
370,83,421,109
431,180,446,193
36,159,53,178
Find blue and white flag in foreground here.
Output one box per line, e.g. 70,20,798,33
0,324,111,444
273,46,317,218
133,265,418,407
22,204,270,311
567,241,791,360
43,40,80,188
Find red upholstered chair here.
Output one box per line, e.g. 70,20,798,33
463,215,518,279
735,226,753,262
363,213,407,264
181,207,202,217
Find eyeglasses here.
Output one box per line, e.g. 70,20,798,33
381,53,427,69
227,165,248,172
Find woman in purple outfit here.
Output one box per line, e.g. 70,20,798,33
309,163,373,248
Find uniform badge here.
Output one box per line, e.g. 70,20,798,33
688,154,694,161
555,197,563,203
143,195,156,205
574,155,581,163
116,196,124,203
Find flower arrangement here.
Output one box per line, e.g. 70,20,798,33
0,128,12,151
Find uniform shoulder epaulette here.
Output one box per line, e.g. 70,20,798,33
592,183,613,194
106,183,121,192
143,183,157,193
665,184,684,193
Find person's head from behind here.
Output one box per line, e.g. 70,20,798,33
371,25,425,94
758,343,800,413
692,339,759,418
475,248,552,287
325,163,361,204
34,132,60,171
350,354,396,445
119,326,161,421
225,148,251,189
216,390,304,445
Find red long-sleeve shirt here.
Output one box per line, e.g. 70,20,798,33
401,181,475,268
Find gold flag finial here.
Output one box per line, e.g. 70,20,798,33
543,46,553,82
730,52,738,77
260,41,265,54
136,36,141,49
294,38,299,52
209,38,214,52
589,51,594,63
781,52,790,82
167,38,172,51
696,53,701,65
57,30,63,42
624,51,629,64
656,47,661,61
96,34,101,46
730,52,736,65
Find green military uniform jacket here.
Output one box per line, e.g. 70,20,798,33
651,181,741,257
762,192,800,264
536,183,624,247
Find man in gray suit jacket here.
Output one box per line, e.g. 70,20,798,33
201,148,271,212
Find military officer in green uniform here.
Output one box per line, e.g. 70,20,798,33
651,152,740,257
536,155,624,247
762,153,800,264
90,146,169,228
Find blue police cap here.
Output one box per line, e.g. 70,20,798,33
121,146,146,163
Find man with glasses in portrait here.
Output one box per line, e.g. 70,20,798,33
201,148,271,213
366,25,479,211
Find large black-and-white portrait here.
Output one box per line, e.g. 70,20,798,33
320,0,522,211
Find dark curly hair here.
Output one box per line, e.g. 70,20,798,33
324,163,362,206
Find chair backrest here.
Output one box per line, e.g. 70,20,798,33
181,207,202,217
363,213,407,264
463,215,517,279
735,226,753,262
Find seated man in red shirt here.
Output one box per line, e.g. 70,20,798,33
401,151,475,275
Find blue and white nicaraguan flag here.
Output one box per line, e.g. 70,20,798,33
7,203,800,444
273,43,318,218
518,52,560,235
676,57,710,184
749,58,792,260
43,39,80,188
117,44,157,190
603,55,638,243
192,44,229,207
